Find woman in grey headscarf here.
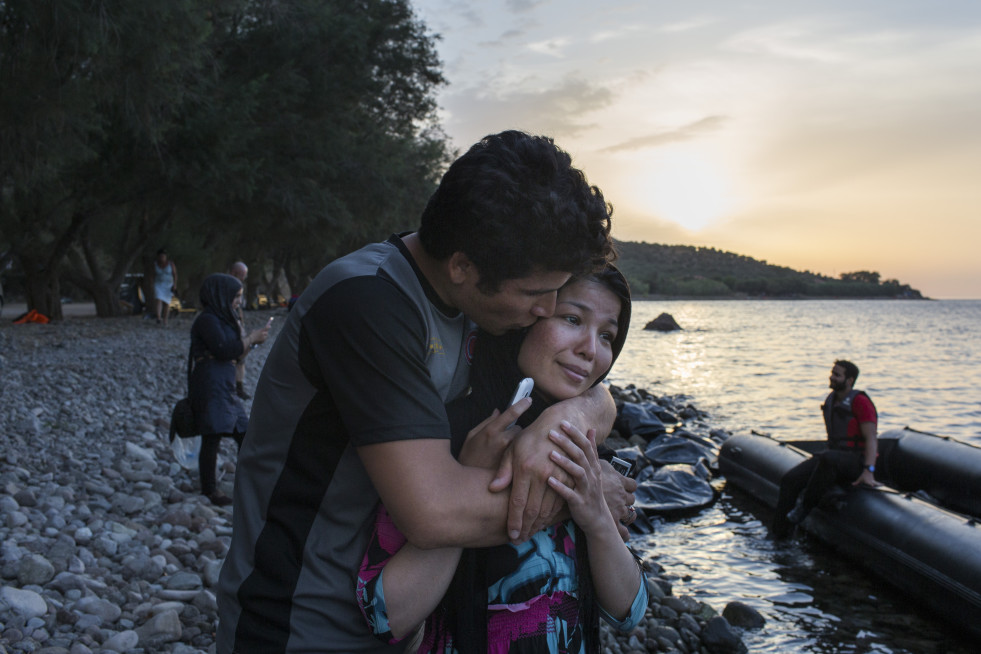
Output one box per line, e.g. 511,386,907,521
189,274,270,505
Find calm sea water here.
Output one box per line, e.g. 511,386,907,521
608,299,980,653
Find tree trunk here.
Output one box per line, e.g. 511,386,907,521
24,270,64,321
16,209,93,321
91,283,123,318
64,214,168,318
65,247,125,318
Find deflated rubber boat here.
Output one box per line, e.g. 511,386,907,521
719,427,981,641
612,399,724,518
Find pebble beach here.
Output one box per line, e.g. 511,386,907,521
0,310,751,654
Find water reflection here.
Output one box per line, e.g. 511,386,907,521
611,300,981,444
610,301,980,652
642,490,974,653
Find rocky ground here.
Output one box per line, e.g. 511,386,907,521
0,312,753,654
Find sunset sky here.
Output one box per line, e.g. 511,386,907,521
411,0,981,299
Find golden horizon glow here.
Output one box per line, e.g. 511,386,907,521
625,148,736,232
412,0,981,299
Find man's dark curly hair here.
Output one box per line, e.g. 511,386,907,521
835,359,860,383
418,130,615,293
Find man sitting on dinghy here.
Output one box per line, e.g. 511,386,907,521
774,359,880,535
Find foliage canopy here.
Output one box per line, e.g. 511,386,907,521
0,0,451,317
615,241,924,299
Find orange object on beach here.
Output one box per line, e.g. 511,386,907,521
13,309,50,324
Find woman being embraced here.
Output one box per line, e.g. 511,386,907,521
358,265,645,653
189,274,270,506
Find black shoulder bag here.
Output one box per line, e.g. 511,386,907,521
169,348,199,441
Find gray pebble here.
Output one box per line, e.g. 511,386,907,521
2,585,48,621
101,629,139,653
700,615,747,654
135,609,182,644
164,571,203,591
17,554,56,586
13,489,38,507
722,600,765,629
73,597,121,624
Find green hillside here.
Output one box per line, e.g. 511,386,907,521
615,241,924,299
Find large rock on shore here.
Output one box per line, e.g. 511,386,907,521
644,312,682,331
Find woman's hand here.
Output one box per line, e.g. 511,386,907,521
546,425,614,536
458,399,530,469
547,424,646,622
247,321,271,347
491,386,616,543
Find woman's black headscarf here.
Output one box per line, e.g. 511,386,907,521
587,263,631,385
198,273,243,330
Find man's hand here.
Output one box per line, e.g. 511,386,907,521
490,421,574,544
599,459,638,541
852,468,881,487
854,422,880,488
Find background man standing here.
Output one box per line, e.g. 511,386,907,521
228,261,252,400
774,359,879,536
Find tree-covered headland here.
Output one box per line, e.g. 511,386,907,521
616,241,924,299
1,0,450,319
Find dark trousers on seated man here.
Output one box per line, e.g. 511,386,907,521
774,448,864,531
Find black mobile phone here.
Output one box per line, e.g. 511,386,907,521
610,456,633,477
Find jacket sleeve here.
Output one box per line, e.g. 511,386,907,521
598,567,650,632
